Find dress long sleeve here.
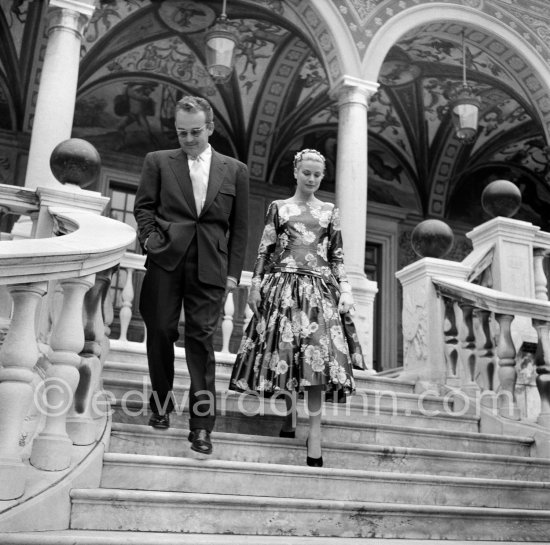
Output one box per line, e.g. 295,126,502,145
251,201,279,290
327,206,349,285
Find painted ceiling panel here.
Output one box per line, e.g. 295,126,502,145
228,19,288,123
368,89,414,158
491,136,550,177
399,28,518,90
474,94,529,151
84,0,155,52
0,0,26,56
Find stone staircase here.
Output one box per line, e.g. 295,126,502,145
3,346,550,543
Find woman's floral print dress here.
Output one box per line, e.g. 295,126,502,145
229,199,363,401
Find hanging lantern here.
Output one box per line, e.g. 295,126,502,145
449,30,481,145
451,84,481,143
205,1,237,83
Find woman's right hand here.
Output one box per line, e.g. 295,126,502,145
248,288,262,318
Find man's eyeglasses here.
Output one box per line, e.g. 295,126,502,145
176,124,208,138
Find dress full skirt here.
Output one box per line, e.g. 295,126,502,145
229,270,360,402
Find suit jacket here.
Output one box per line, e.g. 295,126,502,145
134,147,249,288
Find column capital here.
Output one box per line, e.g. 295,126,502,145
329,75,379,106
48,0,95,36
50,0,96,18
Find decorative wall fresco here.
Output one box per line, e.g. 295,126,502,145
73,78,237,157
2,0,550,227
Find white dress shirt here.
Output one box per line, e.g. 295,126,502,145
188,145,212,215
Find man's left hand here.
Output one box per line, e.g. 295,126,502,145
225,277,238,297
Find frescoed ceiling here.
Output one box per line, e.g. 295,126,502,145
0,0,549,227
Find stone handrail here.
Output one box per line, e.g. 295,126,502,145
0,207,135,284
432,277,550,321
0,186,135,501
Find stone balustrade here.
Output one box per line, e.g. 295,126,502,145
432,276,550,422
397,181,550,430
0,183,135,500
112,251,254,358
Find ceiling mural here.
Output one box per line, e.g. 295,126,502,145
1,0,550,228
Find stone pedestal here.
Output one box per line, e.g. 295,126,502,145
396,258,470,392
348,275,378,372
467,217,539,347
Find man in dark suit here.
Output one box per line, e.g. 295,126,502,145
134,96,249,455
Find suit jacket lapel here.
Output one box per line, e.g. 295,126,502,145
201,151,224,215
169,149,198,216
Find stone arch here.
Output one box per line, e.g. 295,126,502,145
361,2,550,217
291,0,363,84
243,1,360,182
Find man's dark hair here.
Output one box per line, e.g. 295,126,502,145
175,96,214,124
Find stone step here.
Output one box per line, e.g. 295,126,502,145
104,349,416,394
100,452,550,510
0,530,532,544
103,377,479,433
109,423,550,482
69,488,550,540
103,361,454,413
110,402,532,457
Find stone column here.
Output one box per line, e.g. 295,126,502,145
24,0,95,190
331,75,379,370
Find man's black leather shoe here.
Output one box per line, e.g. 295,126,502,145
188,428,212,455
148,413,170,429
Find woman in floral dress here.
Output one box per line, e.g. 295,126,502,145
229,149,364,466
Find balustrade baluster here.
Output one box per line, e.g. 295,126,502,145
0,282,47,499
67,269,112,445
533,319,550,427
30,275,95,471
221,291,235,354
459,303,479,393
495,313,521,420
442,296,461,387
475,309,496,393
118,267,134,343
103,274,114,340
534,249,549,301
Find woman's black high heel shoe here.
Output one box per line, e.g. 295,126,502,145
279,429,296,439
306,438,323,467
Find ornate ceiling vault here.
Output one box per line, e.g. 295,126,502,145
0,0,549,228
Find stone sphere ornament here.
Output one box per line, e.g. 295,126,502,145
411,219,454,258
50,138,101,189
481,179,522,218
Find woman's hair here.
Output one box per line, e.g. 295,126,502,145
175,96,214,123
293,148,326,170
